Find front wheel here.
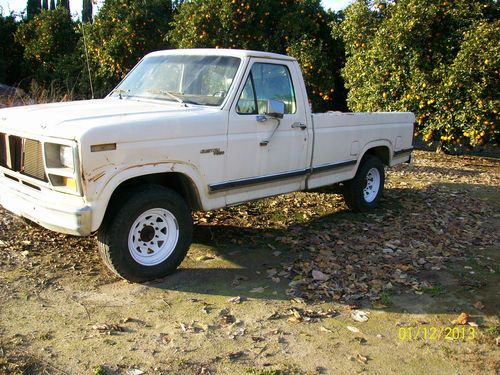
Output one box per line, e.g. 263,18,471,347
343,156,385,212
97,185,192,282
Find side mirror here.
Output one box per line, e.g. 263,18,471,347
265,99,285,119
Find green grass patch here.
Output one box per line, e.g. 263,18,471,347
485,325,500,336
379,290,393,306
422,283,446,296
92,365,108,375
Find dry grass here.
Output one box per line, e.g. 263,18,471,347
0,80,75,109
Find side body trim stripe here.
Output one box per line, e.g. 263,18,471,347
208,159,357,192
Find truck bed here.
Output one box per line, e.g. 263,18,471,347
307,111,415,189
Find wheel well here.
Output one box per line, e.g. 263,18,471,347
363,146,390,166
107,172,202,213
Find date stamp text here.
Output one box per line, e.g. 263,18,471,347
398,326,476,341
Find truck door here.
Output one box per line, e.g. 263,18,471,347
218,59,310,205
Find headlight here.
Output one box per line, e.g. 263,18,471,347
44,142,80,194
59,145,74,168
45,143,74,169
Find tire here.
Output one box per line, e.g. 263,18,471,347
97,185,192,282
343,156,385,212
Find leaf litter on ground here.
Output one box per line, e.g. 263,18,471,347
192,151,499,304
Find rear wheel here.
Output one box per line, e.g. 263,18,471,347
343,156,385,212
97,185,192,282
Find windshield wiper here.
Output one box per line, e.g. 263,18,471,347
111,88,130,99
146,89,187,107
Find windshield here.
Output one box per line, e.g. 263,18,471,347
110,55,241,106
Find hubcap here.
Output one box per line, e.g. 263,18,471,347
363,167,381,203
128,208,179,266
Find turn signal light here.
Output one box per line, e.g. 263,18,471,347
63,177,77,190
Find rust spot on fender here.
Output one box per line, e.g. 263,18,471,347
89,171,106,182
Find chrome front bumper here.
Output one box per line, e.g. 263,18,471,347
0,173,92,236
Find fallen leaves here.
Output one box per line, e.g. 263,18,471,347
91,324,125,334
231,275,248,287
196,254,215,262
0,151,498,374
354,336,367,345
312,270,330,281
251,336,265,342
267,311,281,320
227,296,246,304
346,326,361,333
473,301,484,310
351,310,370,322
451,312,471,325
227,327,246,339
218,309,236,326
356,353,368,364
189,152,499,304
249,287,267,294
126,369,144,375
450,312,479,327
179,321,209,333
227,351,246,361
286,308,337,323
348,353,369,364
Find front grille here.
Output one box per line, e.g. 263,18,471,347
10,135,22,171
0,132,47,182
0,133,6,167
23,139,46,181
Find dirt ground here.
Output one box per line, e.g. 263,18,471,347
0,150,499,375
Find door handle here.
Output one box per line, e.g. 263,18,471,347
291,122,307,130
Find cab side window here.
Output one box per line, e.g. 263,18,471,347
236,63,296,115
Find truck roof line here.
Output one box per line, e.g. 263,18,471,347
146,48,296,62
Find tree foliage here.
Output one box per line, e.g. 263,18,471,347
83,0,173,96
2,0,498,150
0,13,24,85
168,0,347,111
57,0,70,12
82,0,92,23
336,0,499,150
26,0,41,19
15,8,80,88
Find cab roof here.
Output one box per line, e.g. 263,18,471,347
146,48,296,62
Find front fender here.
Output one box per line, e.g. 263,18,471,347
84,161,222,232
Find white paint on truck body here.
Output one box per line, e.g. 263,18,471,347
0,49,414,236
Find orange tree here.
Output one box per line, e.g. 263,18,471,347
84,0,174,96
168,0,347,111
15,7,79,89
335,0,498,150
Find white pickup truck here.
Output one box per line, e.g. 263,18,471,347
0,49,414,281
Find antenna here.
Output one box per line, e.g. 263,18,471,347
80,23,95,99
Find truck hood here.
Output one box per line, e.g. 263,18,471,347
0,98,214,140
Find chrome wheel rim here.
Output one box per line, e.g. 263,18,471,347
363,167,381,203
128,208,179,266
